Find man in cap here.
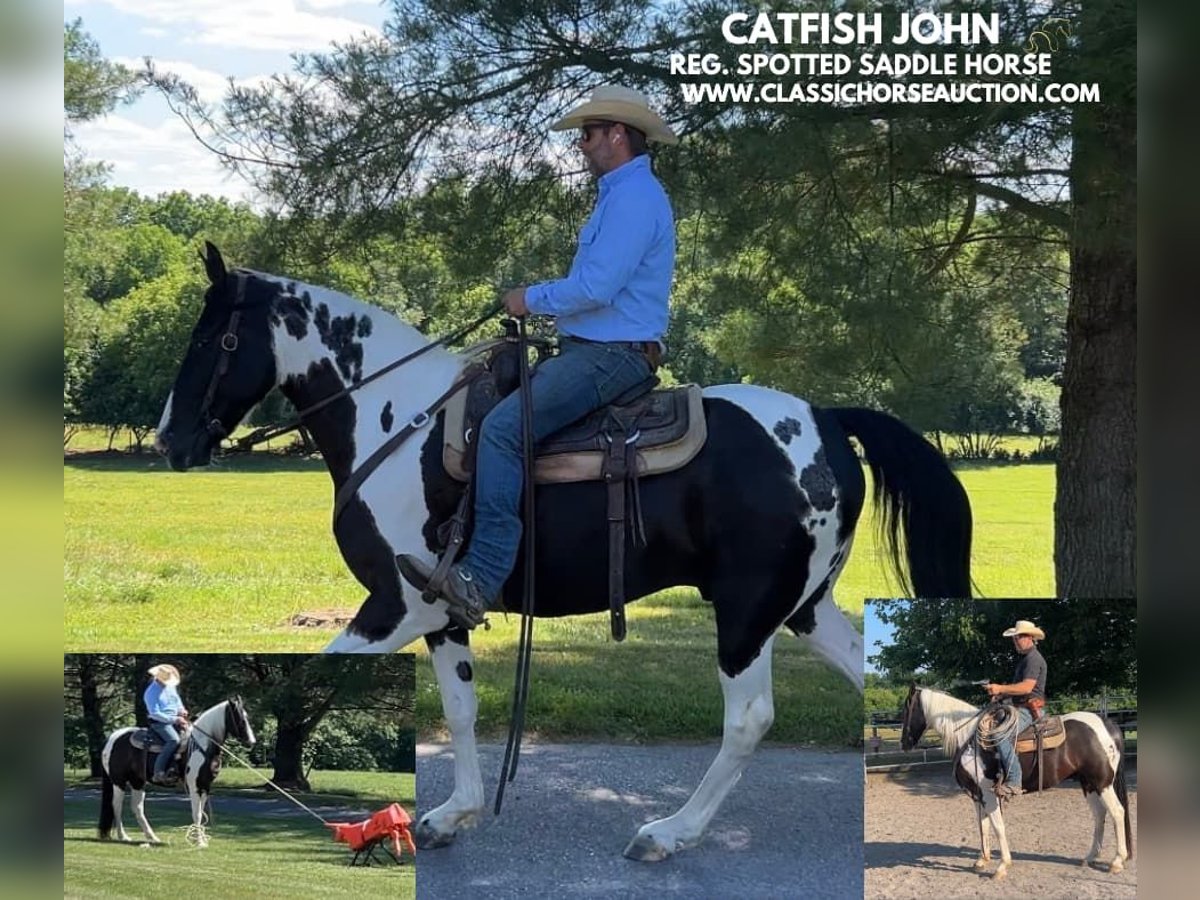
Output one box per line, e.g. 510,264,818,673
985,620,1048,798
402,86,678,628
144,663,189,785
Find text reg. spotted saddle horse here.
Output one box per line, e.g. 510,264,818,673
426,325,707,640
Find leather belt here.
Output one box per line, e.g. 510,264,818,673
561,335,663,372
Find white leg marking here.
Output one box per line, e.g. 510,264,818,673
324,600,449,653
130,788,159,843
419,638,485,842
1083,791,1106,865
626,636,777,861
974,801,992,870
111,785,132,842
799,591,863,693
982,791,1011,879
1098,784,1128,872
154,391,173,454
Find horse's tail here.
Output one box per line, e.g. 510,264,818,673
98,770,114,840
829,407,972,595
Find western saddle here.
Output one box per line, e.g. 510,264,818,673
1015,713,1065,794
434,330,707,639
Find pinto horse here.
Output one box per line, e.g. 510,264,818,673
900,685,1132,878
99,696,256,846
154,243,972,860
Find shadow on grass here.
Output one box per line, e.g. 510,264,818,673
64,450,326,474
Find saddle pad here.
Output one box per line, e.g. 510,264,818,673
1016,715,1066,753
444,383,707,485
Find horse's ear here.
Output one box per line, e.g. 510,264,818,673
202,240,227,287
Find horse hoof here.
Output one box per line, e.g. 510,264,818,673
623,834,672,862
973,859,989,871
414,820,457,850
1110,860,1124,874
993,867,1008,881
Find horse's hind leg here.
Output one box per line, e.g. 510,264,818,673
1097,784,1129,872
129,788,160,844
414,628,485,849
1083,791,1106,867
624,635,777,861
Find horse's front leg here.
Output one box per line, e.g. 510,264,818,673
128,787,160,843
974,800,992,871
414,627,485,849
625,635,776,862
982,792,1012,879
109,784,133,842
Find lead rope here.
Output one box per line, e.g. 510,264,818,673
186,725,333,834
494,314,537,815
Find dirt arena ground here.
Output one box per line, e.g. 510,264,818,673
866,765,1136,899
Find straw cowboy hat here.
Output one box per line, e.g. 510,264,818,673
550,85,679,145
1001,620,1045,640
148,663,181,686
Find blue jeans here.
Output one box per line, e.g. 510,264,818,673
996,706,1033,787
150,722,180,777
460,338,653,599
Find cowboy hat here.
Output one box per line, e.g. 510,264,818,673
550,85,679,145
148,663,181,686
1001,620,1045,640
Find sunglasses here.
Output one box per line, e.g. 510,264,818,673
578,121,618,143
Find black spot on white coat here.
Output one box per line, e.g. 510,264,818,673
381,401,394,433
773,417,804,444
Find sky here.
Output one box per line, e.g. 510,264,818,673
863,600,898,676
67,0,389,202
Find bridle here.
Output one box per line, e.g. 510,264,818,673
200,271,255,441
195,269,503,452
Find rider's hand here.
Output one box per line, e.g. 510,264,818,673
503,286,529,317
176,715,188,726
985,683,1002,697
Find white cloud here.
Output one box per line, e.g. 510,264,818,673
79,1,382,52
73,113,262,203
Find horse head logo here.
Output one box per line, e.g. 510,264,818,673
1025,18,1072,54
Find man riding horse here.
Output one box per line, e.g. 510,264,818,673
144,663,189,785
401,85,679,628
985,619,1048,799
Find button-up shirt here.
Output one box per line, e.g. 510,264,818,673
525,155,674,341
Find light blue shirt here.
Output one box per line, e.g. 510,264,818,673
144,681,183,724
525,155,674,341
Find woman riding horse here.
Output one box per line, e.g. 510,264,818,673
144,663,189,785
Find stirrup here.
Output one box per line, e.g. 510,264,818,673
396,554,489,630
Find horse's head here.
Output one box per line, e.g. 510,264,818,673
899,683,927,751
155,242,279,470
225,695,257,746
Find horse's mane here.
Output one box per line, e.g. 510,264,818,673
918,688,981,755
191,699,229,746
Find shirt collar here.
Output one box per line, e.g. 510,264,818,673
598,154,650,195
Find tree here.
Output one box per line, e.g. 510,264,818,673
870,599,1136,697
64,19,141,135
155,0,1134,593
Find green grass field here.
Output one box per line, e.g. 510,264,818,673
64,769,416,899
65,449,1053,744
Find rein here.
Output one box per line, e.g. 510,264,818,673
494,315,537,815
216,278,503,451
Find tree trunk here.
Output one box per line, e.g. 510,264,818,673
1056,1,1136,596
271,719,312,791
78,656,108,778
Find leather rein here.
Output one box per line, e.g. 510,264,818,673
202,270,502,524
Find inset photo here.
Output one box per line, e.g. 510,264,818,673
863,599,1135,897
64,654,416,897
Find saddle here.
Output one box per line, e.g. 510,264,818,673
130,724,189,777
1016,714,1065,794
439,335,708,640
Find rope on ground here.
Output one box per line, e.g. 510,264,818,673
182,808,209,848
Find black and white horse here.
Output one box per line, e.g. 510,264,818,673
154,243,972,859
99,696,256,847
900,685,1132,878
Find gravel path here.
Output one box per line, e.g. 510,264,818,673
866,765,1137,899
